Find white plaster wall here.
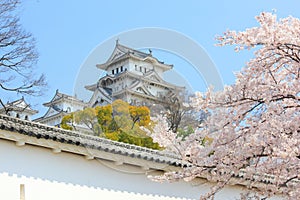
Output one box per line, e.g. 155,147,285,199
38,115,62,126
128,59,156,76
107,60,129,76
46,118,61,126
4,111,34,121
8,111,24,120
65,102,85,113
0,139,281,200
154,67,164,77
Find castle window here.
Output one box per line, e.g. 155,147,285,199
112,69,114,75
16,113,20,118
25,115,28,120
144,68,147,73
116,68,119,74
140,66,142,72
121,66,123,72
135,65,137,70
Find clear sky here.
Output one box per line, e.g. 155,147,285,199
7,0,300,116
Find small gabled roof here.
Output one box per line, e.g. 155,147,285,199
124,79,154,97
88,87,112,107
85,75,115,92
131,70,185,90
43,89,87,107
106,41,150,63
0,97,38,115
96,42,173,72
34,106,63,122
34,90,88,122
85,83,97,92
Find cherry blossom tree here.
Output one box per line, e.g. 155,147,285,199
148,12,300,199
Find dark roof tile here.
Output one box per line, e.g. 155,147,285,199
0,114,183,166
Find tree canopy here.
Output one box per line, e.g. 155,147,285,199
148,12,300,199
61,100,160,149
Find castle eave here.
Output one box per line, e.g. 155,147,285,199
96,54,130,71
85,83,97,91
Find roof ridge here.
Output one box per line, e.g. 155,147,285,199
116,43,151,57
0,114,182,163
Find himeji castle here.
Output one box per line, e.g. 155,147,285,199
86,41,185,107
32,42,185,127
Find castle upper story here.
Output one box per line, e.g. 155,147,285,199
96,41,173,78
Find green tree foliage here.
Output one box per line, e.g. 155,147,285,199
96,104,112,132
61,99,161,149
129,105,150,128
61,107,101,136
61,113,74,130
73,107,102,136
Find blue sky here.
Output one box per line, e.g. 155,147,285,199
8,0,300,115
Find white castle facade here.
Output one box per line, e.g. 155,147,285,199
86,41,184,108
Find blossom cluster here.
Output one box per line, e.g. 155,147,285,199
149,12,300,199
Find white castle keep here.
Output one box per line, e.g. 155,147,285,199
86,41,184,107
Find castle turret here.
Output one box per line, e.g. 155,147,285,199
0,97,38,120
34,90,88,126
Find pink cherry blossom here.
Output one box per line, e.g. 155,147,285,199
148,12,300,199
